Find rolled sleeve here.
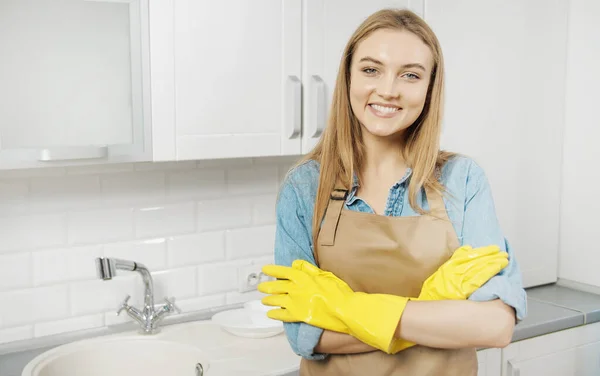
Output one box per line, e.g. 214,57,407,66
294,322,327,360
274,179,327,360
460,160,528,321
468,239,528,320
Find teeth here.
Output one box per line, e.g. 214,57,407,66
371,104,399,113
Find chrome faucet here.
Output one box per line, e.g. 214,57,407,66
95,257,181,334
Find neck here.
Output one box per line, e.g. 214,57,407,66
360,132,408,185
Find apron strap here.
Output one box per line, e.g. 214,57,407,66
318,185,450,254
424,185,451,222
318,187,348,248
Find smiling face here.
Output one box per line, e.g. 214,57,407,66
349,28,434,140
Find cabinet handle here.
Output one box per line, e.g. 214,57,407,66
285,75,302,139
38,146,108,161
310,75,326,138
507,360,520,376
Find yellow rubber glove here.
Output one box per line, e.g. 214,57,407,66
389,244,510,353
258,260,408,353
418,244,509,301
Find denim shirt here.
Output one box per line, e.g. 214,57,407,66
274,155,528,360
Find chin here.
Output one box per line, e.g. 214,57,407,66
362,124,406,139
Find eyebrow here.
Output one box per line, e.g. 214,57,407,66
358,57,427,72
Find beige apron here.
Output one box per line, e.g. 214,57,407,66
300,184,478,376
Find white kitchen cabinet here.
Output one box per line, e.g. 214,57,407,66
424,0,569,288
150,0,423,161
0,0,152,169
501,322,600,376
151,0,302,161
477,348,502,376
301,0,424,153
558,0,600,288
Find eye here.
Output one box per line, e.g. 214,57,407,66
402,72,420,80
361,67,378,75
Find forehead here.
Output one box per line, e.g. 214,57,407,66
352,29,433,71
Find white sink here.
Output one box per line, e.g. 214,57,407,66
22,337,210,376
21,321,300,376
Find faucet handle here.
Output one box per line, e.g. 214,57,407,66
116,295,131,316
162,296,182,314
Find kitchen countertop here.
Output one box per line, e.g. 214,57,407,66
526,284,600,324
511,283,600,342
511,298,584,342
2,283,600,376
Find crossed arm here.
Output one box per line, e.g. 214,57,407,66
316,299,515,354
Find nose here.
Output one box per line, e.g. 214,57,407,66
376,74,401,99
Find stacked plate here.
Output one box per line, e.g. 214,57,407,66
211,300,284,338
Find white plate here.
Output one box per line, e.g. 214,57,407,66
243,299,271,313
211,308,284,339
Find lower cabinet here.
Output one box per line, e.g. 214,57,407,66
501,322,600,376
477,348,502,376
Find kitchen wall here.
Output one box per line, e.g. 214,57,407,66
558,0,600,290
0,156,298,344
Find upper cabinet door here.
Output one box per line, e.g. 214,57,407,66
425,0,569,288
0,0,152,169
301,0,424,153
154,0,302,161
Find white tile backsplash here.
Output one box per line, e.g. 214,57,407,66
197,261,248,296
252,194,277,225
32,245,103,285
67,208,133,244
226,165,279,195
0,285,69,327
167,231,226,267
151,267,198,301
197,197,253,231
167,168,226,201
0,156,296,345
34,314,105,338
100,171,165,206
0,326,33,345
0,180,28,215
103,239,168,271
252,255,275,266
134,202,196,238
0,213,66,253
67,163,135,175
225,225,276,260
135,161,197,171
29,175,101,212
176,294,227,313
0,167,66,179
69,275,139,316
0,252,31,291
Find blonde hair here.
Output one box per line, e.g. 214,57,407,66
297,8,455,247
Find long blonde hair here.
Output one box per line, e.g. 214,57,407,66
298,9,455,247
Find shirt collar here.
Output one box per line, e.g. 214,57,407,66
345,168,413,204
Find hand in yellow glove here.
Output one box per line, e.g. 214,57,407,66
258,260,407,354
417,244,509,301
389,244,510,353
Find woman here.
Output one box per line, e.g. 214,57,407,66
258,8,527,376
